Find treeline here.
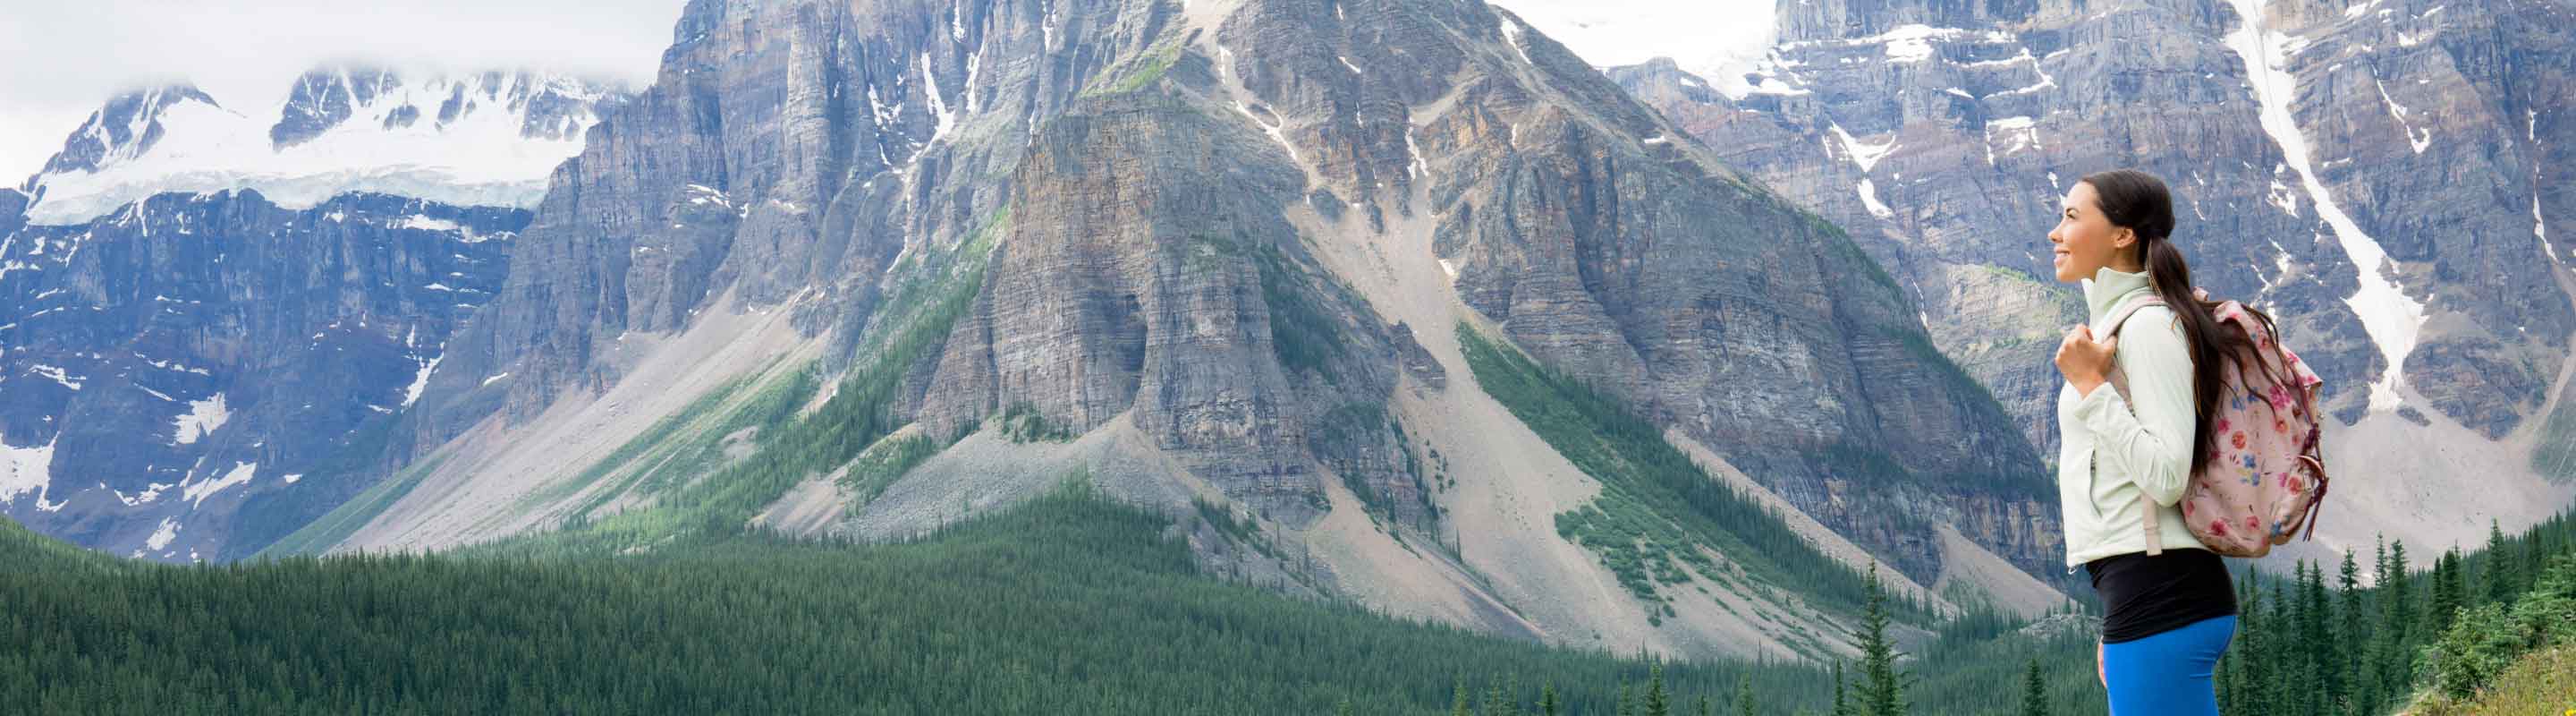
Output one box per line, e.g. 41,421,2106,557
1428,510,2576,716
2216,510,2576,715
0,482,1977,715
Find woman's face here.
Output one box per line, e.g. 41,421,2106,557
2049,181,2135,283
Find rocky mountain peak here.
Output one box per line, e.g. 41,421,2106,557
18,65,630,226
28,84,222,181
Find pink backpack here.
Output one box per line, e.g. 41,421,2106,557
2102,289,2329,558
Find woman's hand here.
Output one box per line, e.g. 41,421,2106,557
2056,324,2119,396
2097,641,2106,687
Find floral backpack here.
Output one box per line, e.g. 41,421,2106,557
2101,288,2329,558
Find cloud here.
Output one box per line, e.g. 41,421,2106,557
0,0,688,182
1488,0,1777,94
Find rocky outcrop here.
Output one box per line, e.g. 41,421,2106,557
1614,0,2575,448
0,190,521,561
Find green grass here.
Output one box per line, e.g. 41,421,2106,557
256,451,452,559
1455,321,1934,626
2532,382,2576,482
1083,40,1184,98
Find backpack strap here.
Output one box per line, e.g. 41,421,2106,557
2096,294,2172,556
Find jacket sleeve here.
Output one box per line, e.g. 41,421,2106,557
2069,308,2197,507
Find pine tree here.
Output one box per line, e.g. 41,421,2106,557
1646,664,1670,716
2019,658,2047,716
1539,683,1559,716
1617,681,1634,716
2304,559,2335,716
1731,673,1753,716
2427,549,2462,635
1829,661,1851,716
2484,519,2516,603
1338,695,1356,716
2376,539,2416,709
1857,566,1906,715
2334,548,2366,715
2236,569,2273,714
1454,678,1472,716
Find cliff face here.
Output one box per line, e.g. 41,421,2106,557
1606,0,2576,562
372,0,2055,622
0,190,520,561
0,65,627,561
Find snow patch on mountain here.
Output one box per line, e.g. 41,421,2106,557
21,68,624,226
183,461,257,508
0,438,55,504
2224,0,2427,413
173,392,230,445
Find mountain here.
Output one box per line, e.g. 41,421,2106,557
1589,0,2576,565
19,69,627,226
0,70,629,561
0,190,522,561
237,0,2076,661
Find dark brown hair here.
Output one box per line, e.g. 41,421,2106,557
2080,168,2292,475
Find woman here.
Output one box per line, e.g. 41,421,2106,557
2047,168,2246,715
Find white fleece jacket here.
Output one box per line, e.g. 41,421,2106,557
2055,264,2207,571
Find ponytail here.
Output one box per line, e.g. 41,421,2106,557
2086,169,2293,475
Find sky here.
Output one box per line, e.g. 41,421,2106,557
1491,0,1778,93
0,0,687,183
0,0,1769,183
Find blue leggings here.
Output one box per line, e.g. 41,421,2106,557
2101,614,2236,716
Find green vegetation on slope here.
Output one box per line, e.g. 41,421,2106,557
2216,509,2576,715
1455,321,1935,631
3,481,2032,715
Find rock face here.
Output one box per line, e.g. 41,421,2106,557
0,68,627,561
1598,0,2576,565
1620,0,2576,439
0,189,521,561
386,0,2055,601
6,0,2084,656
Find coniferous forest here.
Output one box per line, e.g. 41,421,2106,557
4,483,2572,714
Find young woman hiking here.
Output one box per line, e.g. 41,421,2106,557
2047,168,2242,715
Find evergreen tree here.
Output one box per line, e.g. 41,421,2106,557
2334,548,2366,715
1538,683,1559,716
2484,519,2516,603
2233,569,2273,714
1338,696,1355,716
1454,678,1472,716
1733,673,1753,716
1646,664,1671,716
2019,658,2047,716
1857,566,1906,715
2427,549,2462,635
2377,540,2415,699
1829,661,1851,716
2302,559,2334,716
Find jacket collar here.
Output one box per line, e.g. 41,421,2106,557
2081,264,2157,325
